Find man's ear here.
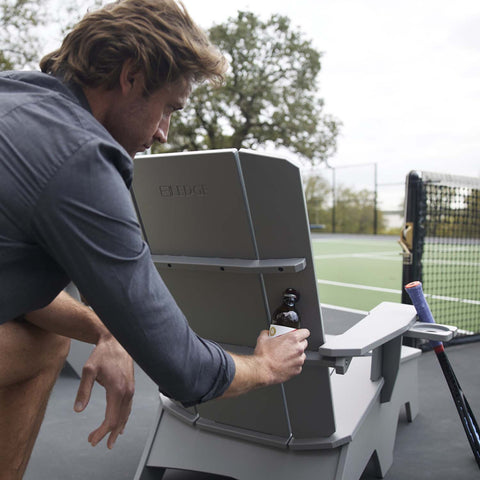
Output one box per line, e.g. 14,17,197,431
118,59,141,95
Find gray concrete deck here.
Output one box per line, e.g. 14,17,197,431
25,342,480,479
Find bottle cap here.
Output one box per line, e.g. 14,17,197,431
283,288,299,301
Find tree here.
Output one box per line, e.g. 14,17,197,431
304,174,331,227
0,0,106,72
303,173,386,234
464,188,480,238
426,184,480,239
0,0,45,70
56,0,105,36
157,11,340,166
334,186,385,234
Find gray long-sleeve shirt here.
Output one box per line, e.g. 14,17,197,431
0,71,235,406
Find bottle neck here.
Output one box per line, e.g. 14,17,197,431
283,296,297,307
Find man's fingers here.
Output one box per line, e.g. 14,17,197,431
91,391,122,447
107,430,121,450
254,326,311,384
119,394,133,433
107,396,131,449
88,381,134,448
88,418,117,447
74,365,96,412
88,422,123,449
294,328,311,341
109,389,133,447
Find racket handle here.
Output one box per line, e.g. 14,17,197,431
405,281,443,349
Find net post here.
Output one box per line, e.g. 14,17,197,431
401,171,425,305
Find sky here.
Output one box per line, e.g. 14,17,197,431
180,0,480,209
43,0,480,210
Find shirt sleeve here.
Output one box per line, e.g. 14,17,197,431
30,140,235,406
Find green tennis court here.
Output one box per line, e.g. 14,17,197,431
312,234,480,335
420,239,480,333
312,234,403,312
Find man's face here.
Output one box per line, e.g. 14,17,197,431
104,74,191,158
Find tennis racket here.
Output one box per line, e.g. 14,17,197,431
405,281,480,469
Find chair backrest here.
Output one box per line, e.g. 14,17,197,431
132,149,336,444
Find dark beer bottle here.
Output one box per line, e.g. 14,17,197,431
269,288,300,337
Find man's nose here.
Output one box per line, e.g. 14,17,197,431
154,116,170,144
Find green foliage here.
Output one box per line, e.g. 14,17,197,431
0,0,45,70
304,173,386,234
0,0,106,71
57,0,105,36
3,4,340,166
426,186,480,238
304,175,331,227
156,11,340,165
334,186,385,234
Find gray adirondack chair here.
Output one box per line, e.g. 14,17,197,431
130,149,428,480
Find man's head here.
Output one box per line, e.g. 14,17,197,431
40,0,226,157
40,0,227,95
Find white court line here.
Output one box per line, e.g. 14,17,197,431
317,279,480,305
423,259,480,267
314,251,400,261
313,252,480,267
317,279,400,294
312,239,394,246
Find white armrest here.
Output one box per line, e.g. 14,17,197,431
404,322,457,342
318,302,417,358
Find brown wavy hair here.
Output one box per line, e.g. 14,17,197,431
40,0,227,94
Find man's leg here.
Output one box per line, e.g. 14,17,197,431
0,319,70,480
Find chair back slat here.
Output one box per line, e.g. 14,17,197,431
132,149,336,440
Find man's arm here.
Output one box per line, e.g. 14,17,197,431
222,328,310,398
24,291,134,449
29,143,302,407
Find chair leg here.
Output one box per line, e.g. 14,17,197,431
405,399,419,423
139,466,167,479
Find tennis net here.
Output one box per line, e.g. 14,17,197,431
400,170,480,340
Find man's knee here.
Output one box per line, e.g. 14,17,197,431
27,323,71,375
0,320,71,387
43,330,71,372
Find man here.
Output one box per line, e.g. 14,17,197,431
0,1,310,478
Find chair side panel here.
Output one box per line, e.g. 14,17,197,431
239,150,336,438
239,150,325,349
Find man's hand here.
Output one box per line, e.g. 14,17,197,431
222,328,310,398
24,291,135,448
74,334,134,449
253,328,310,384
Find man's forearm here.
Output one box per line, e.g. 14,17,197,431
221,353,269,398
24,291,110,344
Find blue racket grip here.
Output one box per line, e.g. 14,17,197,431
405,281,443,349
